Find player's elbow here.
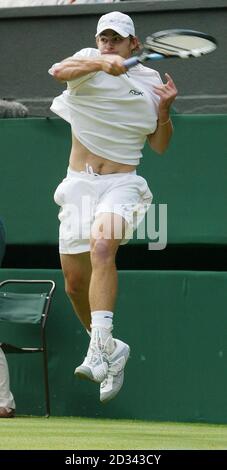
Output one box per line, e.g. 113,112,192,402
156,149,165,155
156,144,169,155
52,67,66,82
148,140,169,155
147,138,166,155
154,148,167,155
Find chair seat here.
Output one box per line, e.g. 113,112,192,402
1,343,43,353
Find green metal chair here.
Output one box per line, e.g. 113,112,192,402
0,279,55,417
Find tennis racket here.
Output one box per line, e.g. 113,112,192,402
124,29,217,69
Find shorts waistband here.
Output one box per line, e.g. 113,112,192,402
67,165,136,179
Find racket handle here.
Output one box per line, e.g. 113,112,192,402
123,56,140,69
124,52,165,69
147,53,165,60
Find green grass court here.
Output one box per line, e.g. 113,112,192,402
1,417,227,450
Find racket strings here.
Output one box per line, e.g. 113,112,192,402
145,38,192,54
144,34,216,57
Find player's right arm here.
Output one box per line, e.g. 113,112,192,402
48,54,126,82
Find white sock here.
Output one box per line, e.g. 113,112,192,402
91,311,115,353
91,310,113,330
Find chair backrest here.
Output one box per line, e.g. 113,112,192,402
0,292,47,324
0,279,55,327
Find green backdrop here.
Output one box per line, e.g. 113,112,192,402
0,115,226,245
0,268,227,424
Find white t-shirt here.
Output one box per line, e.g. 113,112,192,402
50,48,162,165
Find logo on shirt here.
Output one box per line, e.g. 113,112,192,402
129,89,144,96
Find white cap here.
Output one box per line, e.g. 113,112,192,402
95,11,135,38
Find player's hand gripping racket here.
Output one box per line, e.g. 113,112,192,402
124,29,217,69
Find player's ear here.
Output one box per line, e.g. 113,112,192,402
130,36,141,53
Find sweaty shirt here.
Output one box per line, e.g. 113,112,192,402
50,48,162,165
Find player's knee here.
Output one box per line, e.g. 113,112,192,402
90,239,114,266
64,273,87,297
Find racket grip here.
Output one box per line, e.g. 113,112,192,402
147,53,165,60
123,56,139,69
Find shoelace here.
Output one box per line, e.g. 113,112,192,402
88,329,110,367
87,344,108,367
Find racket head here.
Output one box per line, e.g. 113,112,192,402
144,29,217,58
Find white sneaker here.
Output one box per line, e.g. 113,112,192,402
74,331,112,383
100,339,130,403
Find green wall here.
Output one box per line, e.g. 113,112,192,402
1,268,227,424
0,116,227,245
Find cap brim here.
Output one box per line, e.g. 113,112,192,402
95,26,129,38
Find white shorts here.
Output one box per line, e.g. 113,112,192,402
54,166,152,254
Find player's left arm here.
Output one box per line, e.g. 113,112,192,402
147,73,177,154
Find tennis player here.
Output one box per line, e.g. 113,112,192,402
0,219,15,418
49,11,177,403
